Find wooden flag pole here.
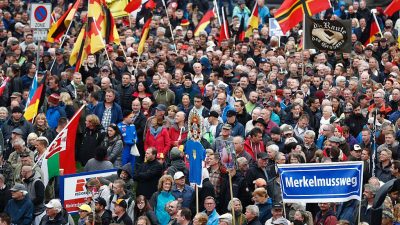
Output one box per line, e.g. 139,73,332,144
49,20,75,72
161,0,178,53
228,172,236,225
196,184,199,214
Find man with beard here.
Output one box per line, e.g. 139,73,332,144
343,103,366,137
95,197,112,225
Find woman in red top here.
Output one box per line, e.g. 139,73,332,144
133,81,152,102
144,117,171,155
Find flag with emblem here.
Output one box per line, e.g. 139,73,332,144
41,105,84,186
274,0,331,34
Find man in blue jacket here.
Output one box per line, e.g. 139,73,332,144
93,89,123,129
5,183,34,225
46,93,66,129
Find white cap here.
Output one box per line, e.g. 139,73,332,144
368,117,381,126
45,199,62,212
15,22,25,29
173,171,185,180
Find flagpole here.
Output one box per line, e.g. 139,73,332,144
301,11,306,78
228,172,236,225
372,12,382,37
49,21,75,73
213,0,221,26
196,184,199,214
32,105,86,169
161,0,178,53
222,7,228,38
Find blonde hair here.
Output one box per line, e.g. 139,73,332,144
34,113,49,129
157,175,174,191
60,92,73,105
194,213,208,225
252,187,268,198
86,114,100,127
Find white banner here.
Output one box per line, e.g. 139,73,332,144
60,169,117,213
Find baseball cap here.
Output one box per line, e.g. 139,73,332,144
328,136,341,143
282,125,293,134
173,171,185,180
114,199,128,208
156,104,167,112
10,92,22,98
78,204,92,213
45,199,62,210
12,128,23,135
272,203,283,209
353,144,362,151
222,123,232,130
227,110,237,117
10,183,27,192
270,127,281,135
94,197,107,207
11,106,23,114
257,152,268,160
209,111,219,118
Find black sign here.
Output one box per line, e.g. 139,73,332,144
304,16,352,53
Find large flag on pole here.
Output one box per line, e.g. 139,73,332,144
194,9,216,36
41,105,85,186
245,2,259,38
304,16,352,52
236,17,245,42
364,14,381,45
138,17,152,55
384,0,400,17
24,74,45,121
47,0,81,43
274,0,331,34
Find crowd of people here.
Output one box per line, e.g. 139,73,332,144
0,0,399,224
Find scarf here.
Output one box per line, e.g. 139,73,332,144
150,126,163,137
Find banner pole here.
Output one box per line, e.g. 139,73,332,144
161,0,178,53
229,172,236,225
196,184,199,214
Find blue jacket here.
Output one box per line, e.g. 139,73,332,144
46,105,66,129
118,122,137,146
171,184,194,208
257,199,272,224
205,209,219,225
175,85,200,105
93,102,123,125
5,196,34,225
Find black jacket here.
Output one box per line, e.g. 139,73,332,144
0,186,11,212
134,159,163,200
39,212,68,225
77,125,105,165
247,218,262,225
1,117,34,140
220,172,252,211
118,84,135,112
100,209,113,225
113,212,133,225
246,164,276,192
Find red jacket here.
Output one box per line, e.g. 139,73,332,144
169,126,188,147
243,138,265,160
144,127,172,154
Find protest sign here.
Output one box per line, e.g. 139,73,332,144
278,162,363,203
60,169,117,213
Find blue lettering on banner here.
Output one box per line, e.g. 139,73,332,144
278,162,363,203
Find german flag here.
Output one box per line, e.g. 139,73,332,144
384,0,400,16
24,74,46,121
274,0,331,34
194,9,216,36
47,0,81,43
364,15,381,45
138,17,152,55
135,0,156,25
236,16,245,42
245,2,259,38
